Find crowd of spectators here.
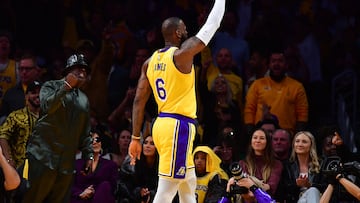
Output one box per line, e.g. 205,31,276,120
1,0,360,202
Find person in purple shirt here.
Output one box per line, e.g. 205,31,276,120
71,129,118,203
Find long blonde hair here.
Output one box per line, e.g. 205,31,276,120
290,131,320,173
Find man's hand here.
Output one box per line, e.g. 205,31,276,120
0,145,5,165
65,69,87,89
140,187,150,199
261,103,272,120
65,73,79,89
128,139,142,165
213,146,223,158
332,132,343,146
0,139,15,167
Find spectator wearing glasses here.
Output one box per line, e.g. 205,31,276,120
71,129,118,203
0,52,43,123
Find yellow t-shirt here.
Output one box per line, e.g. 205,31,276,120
244,76,308,132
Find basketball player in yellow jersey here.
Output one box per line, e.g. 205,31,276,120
128,0,226,202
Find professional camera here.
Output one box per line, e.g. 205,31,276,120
218,162,277,203
218,163,249,203
229,162,249,195
322,156,360,179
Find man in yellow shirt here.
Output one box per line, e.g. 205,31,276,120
244,51,308,136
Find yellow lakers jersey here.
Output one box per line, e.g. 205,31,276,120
0,59,17,104
147,46,197,119
196,172,218,203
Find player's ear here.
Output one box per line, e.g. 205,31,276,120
176,30,181,38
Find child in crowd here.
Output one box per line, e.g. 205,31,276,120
193,146,229,203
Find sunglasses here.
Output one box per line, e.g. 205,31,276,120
93,137,101,143
19,66,36,71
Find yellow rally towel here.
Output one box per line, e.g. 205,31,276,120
22,159,29,180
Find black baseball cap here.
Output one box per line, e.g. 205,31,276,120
26,81,42,94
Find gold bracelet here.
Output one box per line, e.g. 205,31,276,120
131,135,141,140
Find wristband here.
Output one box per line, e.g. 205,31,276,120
131,135,141,140
249,185,259,193
336,174,344,180
64,80,73,89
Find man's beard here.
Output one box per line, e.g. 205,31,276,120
269,70,286,82
29,100,40,108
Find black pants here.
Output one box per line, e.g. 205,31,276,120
22,157,73,203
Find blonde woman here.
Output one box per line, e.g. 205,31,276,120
281,131,326,202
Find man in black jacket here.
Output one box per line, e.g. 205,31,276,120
23,54,94,203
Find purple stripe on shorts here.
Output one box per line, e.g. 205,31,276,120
173,118,189,179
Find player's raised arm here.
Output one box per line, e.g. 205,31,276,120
175,0,226,73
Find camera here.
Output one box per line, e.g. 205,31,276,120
230,162,247,180
322,156,360,179
218,163,249,203
218,162,276,203
229,162,249,195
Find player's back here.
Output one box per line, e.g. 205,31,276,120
147,47,196,119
